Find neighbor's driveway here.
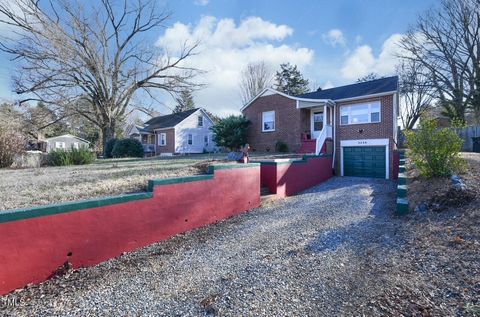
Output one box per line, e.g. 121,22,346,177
4,177,402,316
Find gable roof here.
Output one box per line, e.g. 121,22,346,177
44,134,90,144
144,108,201,132
240,76,398,112
298,76,398,101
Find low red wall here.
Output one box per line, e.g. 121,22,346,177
0,164,260,295
259,155,333,198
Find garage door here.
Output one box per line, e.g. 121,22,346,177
343,146,386,178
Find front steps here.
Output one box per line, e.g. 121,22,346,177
298,139,316,154
260,187,277,205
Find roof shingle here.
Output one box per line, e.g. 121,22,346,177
144,108,199,132
298,76,398,101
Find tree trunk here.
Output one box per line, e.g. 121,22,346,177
101,119,116,157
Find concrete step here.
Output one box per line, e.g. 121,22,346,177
261,194,277,205
260,187,271,196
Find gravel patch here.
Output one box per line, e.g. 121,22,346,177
1,175,478,316
2,177,400,316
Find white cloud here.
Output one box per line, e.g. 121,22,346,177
322,29,346,47
340,33,403,81
194,0,209,6
156,16,313,116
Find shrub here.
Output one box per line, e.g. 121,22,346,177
104,138,118,158
111,138,144,158
0,130,25,168
47,149,72,166
69,147,95,165
275,140,289,153
405,119,465,177
209,115,250,151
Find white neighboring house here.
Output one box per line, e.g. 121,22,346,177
126,108,217,155
42,134,91,153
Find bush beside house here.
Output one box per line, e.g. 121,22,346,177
111,138,144,158
47,147,95,166
405,119,465,177
104,138,118,158
209,115,250,151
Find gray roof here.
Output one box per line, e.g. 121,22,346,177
144,108,199,132
298,76,398,101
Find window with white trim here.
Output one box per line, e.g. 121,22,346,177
262,111,275,132
72,142,79,149
187,134,193,145
204,135,209,146
340,101,381,125
198,115,204,127
158,133,166,146
55,141,66,149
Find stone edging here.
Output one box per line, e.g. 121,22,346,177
396,151,408,215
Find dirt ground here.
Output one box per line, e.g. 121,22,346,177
407,152,479,210
397,152,480,316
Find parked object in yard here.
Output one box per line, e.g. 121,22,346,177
11,151,44,168
472,137,480,153
126,108,217,155
452,126,480,151
40,134,91,153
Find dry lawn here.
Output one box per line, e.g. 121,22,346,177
0,154,227,211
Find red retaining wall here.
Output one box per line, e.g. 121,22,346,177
0,164,260,295
258,155,333,198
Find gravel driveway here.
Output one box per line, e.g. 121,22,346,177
3,177,403,316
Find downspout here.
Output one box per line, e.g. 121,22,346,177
332,102,336,169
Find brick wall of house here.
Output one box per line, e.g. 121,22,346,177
243,94,306,152
155,128,175,154
334,94,396,178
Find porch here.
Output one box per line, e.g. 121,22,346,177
296,99,335,154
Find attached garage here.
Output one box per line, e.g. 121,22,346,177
340,139,389,179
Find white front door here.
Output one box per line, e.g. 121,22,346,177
311,110,324,139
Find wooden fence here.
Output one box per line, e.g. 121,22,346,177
452,126,480,151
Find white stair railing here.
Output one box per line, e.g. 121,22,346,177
315,125,332,155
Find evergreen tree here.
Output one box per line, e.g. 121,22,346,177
274,63,310,96
173,89,195,113
357,73,383,83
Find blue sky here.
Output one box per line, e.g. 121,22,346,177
0,0,437,115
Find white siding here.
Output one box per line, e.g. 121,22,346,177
175,109,217,153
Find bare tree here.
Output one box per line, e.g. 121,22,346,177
0,0,200,153
398,59,435,129
239,61,273,105
398,0,479,123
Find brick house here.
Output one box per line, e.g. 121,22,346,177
241,76,399,179
126,108,217,155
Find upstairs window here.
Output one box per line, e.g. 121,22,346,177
198,115,204,127
340,101,381,125
262,111,275,132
